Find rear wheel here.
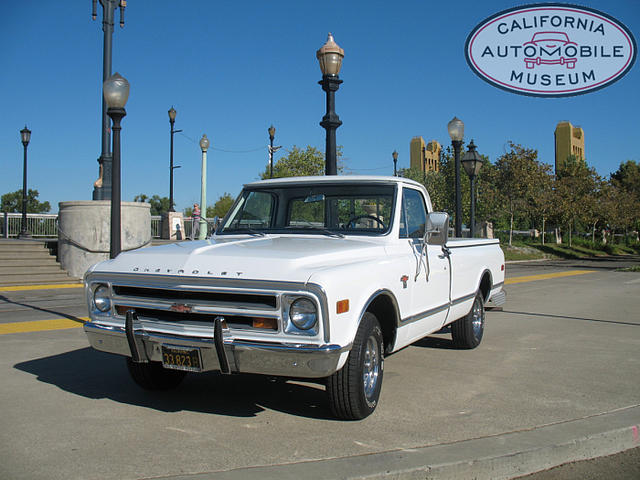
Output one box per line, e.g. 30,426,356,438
126,358,186,390
451,292,485,349
326,312,384,420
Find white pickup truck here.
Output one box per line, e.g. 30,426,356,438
84,176,505,419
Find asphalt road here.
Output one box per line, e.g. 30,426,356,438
1,256,639,479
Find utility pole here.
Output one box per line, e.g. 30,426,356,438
92,0,126,200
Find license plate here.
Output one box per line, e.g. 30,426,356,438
161,345,202,372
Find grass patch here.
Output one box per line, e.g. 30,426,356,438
617,265,640,272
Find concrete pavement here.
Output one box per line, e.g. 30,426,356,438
0,256,639,479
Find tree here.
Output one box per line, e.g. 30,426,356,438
493,143,544,246
134,194,170,215
1,189,50,213
552,160,599,246
207,193,235,218
611,160,640,198
259,145,343,179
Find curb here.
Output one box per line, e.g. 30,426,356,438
152,405,640,480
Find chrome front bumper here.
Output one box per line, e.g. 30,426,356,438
84,320,349,378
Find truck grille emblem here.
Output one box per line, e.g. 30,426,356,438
170,303,193,313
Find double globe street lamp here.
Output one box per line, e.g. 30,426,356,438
317,33,344,176
103,72,130,259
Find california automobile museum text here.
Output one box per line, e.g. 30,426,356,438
466,4,636,96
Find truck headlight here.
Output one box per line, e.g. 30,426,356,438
93,284,111,312
289,298,317,330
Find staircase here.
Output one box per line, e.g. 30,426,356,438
0,239,80,287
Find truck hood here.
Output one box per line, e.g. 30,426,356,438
91,235,386,283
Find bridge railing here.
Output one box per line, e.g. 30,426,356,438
1,213,59,238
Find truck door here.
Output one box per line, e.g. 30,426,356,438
399,188,451,343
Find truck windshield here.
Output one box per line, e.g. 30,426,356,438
219,183,395,236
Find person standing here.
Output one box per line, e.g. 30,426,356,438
191,203,200,240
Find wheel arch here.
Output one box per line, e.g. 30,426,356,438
358,289,400,355
478,269,493,303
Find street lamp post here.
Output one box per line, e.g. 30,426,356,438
392,150,398,176
198,134,210,240
268,125,275,178
103,72,130,259
462,140,483,238
168,107,182,212
18,126,32,239
447,117,465,237
317,33,344,176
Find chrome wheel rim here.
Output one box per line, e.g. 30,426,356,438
363,335,380,401
471,297,484,340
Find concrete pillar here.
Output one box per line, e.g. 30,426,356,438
58,201,151,278
161,211,184,240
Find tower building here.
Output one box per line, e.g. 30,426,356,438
410,136,441,174
554,121,585,173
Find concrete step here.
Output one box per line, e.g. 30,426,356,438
0,251,55,260
0,258,61,267
0,272,79,286
0,244,52,254
0,265,68,275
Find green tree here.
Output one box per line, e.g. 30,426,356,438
259,145,343,179
552,160,599,246
207,193,235,218
134,194,170,215
1,189,50,213
610,160,640,198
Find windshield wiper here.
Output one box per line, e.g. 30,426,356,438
285,225,345,238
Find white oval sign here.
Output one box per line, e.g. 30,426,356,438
465,3,636,97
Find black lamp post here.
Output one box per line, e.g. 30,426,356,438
317,33,344,176
103,72,130,259
392,150,398,176
447,117,464,237
462,140,483,238
18,126,32,239
168,107,182,212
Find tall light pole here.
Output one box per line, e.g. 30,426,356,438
268,125,275,178
462,140,483,238
447,117,464,237
198,134,209,240
317,33,344,176
168,107,182,212
392,150,398,176
103,72,129,259
92,0,126,201
18,126,32,239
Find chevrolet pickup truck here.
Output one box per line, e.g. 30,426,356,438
84,175,505,419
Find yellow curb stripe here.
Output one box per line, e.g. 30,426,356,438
0,283,82,292
0,318,88,335
506,270,595,285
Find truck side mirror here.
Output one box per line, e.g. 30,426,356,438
425,212,449,246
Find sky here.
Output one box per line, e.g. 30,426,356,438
1,0,638,213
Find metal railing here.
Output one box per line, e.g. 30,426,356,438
2,212,59,238
2,213,210,240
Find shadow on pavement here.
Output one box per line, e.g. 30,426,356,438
0,294,86,325
510,255,640,271
14,348,334,420
499,310,639,327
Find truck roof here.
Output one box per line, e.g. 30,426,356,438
244,175,425,189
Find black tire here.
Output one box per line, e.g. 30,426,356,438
326,312,384,420
126,358,187,390
451,292,485,349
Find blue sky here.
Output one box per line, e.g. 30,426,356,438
1,0,638,213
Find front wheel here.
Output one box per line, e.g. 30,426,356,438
326,312,384,420
451,292,485,349
126,358,187,390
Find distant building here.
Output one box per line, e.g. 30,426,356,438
554,121,585,173
410,136,441,173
